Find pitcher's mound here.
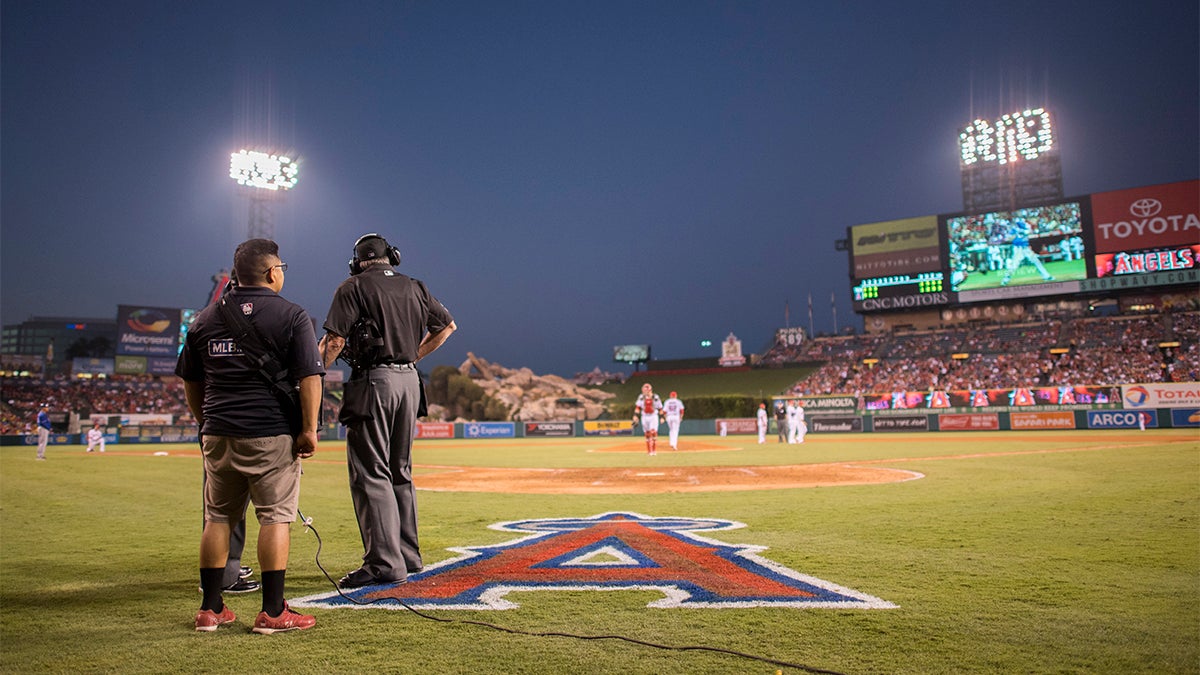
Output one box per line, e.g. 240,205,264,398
592,440,733,453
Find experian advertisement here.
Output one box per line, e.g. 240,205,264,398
116,305,181,357
1090,180,1199,254
463,422,516,439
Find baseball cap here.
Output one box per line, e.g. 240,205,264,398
354,235,388,261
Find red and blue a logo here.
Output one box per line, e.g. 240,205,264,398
295,512,895,610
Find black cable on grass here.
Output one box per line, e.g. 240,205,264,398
298,510,846,675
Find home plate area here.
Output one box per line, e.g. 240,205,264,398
291,512,896,611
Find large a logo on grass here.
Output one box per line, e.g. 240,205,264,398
294,512,895,610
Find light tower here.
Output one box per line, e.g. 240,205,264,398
228,149,299,239
959,108,1062,212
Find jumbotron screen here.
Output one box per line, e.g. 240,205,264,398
946,199,1089,296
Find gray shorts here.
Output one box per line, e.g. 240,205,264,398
203,434,300,526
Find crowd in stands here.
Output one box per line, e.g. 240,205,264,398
1,310,1196,433
0,376,188,434
771,311,1199,396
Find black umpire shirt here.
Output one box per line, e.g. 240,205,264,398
176,286,325,437
323,266,454,365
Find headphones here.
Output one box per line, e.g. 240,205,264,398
348,233,401,275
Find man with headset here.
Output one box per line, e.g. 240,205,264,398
177,238,323,633
320,233,456,589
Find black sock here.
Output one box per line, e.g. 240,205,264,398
261,570,286,617
199,567,225,612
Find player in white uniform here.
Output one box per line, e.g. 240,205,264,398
85,420,106,453
756,403,768,444
633,382,664,455
795,402,807,443
662,391,685,450
786,400,801,444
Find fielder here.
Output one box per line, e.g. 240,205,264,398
662,391,685,450
795,402,807,443
85,420,106,453
633,383,664,455
786,400,800,443
756,403,768,444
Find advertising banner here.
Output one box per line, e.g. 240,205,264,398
850,216,941,278
1010,411,1077,430
416,423,455,439
1086,410,1158,429
463,422,515,439
583,420,635,436
864,386,1119,411
808,416,862,433
1090,180,1199,254
72,358,115,376
1080,268,1198,292
715,418,758,435
938,414,1000,431
1170,409,1200,427
1121,383,1200,409
872,416,929,432
524,422,575,437
116,305,181,357
788,395,858,413
115,355,147,375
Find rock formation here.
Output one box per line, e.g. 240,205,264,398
458,353,615,421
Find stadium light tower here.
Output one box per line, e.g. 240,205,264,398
229,149,299,239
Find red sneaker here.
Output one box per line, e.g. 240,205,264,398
194,605,236,632
252,602,315,635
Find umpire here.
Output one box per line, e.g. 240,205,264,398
177,238,323,633
319,233,456,589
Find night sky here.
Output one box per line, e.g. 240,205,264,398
2,1,1196,376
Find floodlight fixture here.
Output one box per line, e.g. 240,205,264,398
229,149,299,191
959,108,1054,167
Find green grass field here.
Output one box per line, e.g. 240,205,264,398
953,258,1086,292
2,429,1197,674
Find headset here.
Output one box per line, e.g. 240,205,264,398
348,233,402,275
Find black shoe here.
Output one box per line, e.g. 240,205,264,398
338,569,402,589
239,565,253,579
223,578,261,594
407,565,424,574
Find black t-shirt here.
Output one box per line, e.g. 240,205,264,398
323,266,454,365
176,286,325,437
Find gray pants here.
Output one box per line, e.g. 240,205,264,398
37,427,49,459
345,366,422,579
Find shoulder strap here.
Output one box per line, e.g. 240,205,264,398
216,294,297,404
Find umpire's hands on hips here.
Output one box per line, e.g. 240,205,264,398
294,430,318,459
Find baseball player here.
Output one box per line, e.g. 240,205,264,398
85,420,106,453
756,403,768,444
1000,219,1054,286
795,402,807,443
662,391,685,450
633,383,664,455
785,400,800,444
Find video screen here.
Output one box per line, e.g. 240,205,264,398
946,201,1087,292
613,344,650,363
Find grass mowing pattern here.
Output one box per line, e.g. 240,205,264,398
1,429,1196,674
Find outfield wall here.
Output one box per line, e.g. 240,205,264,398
2,405,1195,447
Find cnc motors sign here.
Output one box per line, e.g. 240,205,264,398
293,513,895,611
1091,180,1199,254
